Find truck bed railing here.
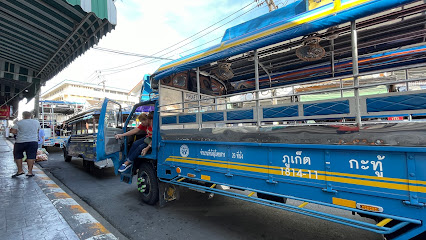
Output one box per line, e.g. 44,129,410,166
159,63,426,129
160,88,426,126
161,176,421,236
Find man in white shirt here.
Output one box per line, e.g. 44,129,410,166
10,111,40,178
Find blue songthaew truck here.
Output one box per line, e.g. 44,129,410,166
95,1,426,239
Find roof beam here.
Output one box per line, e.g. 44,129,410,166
36,13,93,78
1,0,70,37
0,45,45,66
45,20,111,80
0,14,59,50
0,52,41,70
0,36,49,59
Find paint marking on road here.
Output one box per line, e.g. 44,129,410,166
88,222,110,235
70,205,88,214
72,213,100,225
44,187,68,193
85,233,117,240
52,198,79,206
40,179,56,184
52,192,72,199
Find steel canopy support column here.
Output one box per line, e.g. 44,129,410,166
351,21,362,127
254,50,260,127
41,102,45,128
33,83,40,119
196,67,202,131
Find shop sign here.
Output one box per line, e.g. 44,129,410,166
0,105,10,119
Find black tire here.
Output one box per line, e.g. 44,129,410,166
89,161,97,174
63,148,72,162
82,159,91,172
137,163,159,205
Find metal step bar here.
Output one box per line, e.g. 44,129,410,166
161,176,421,235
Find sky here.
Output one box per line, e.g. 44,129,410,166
20,0,296,112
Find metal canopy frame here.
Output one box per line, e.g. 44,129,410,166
0,0,116,108
205,2,426,94
154,1,426,96
157,0,426,131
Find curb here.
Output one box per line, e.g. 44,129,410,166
5,140,118,240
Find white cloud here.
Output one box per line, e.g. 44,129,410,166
40,0,276,97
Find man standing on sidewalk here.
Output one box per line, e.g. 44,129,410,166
10,111,40,178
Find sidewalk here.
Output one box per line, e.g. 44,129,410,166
0,137,117,240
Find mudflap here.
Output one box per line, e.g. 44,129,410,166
120,164,134,184
120,171,133,184
108,152,134,184
158,181,180,208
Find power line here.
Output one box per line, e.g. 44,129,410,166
89,1,266,79
102,1,263,76
147,0,258,58
95,0,258,74
93,47,174,60
101,58,168,77
178,36,222,56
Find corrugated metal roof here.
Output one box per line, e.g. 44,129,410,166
0,0,117,107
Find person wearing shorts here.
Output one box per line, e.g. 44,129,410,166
10,111,40,178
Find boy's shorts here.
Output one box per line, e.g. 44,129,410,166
14,142,38,160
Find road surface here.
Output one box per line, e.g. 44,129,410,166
37,148,383,240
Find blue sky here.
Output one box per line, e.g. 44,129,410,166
41,0,297,93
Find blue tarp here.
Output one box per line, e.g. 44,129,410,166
221,0,306,42
152,0,417,82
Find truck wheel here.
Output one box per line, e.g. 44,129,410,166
83,159,91,172
63,148,72,162
89,161,97,174
137,163,159,205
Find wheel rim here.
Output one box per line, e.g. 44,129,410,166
138,171,151,195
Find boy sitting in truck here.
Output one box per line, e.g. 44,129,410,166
115,112,153,172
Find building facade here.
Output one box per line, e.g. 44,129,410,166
41,80,139,108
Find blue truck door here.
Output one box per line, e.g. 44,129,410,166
96,98,123,173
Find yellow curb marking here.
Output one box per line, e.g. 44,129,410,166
53,192,71,199
39,177,50,180
47,184,60,188
88,222,110,235
70,205,88,214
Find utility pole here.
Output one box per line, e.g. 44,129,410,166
257,0,278,12
97,70,106,97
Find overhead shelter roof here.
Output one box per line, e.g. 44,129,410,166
151,0,419,83
0,0,117,112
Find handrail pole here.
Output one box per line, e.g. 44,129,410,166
254,50,260,127
351,20,362,127
405,69,410,91
196,67,202,130
331,38,335,78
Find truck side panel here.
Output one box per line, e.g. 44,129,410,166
158,141,426,219
67,133,97,161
